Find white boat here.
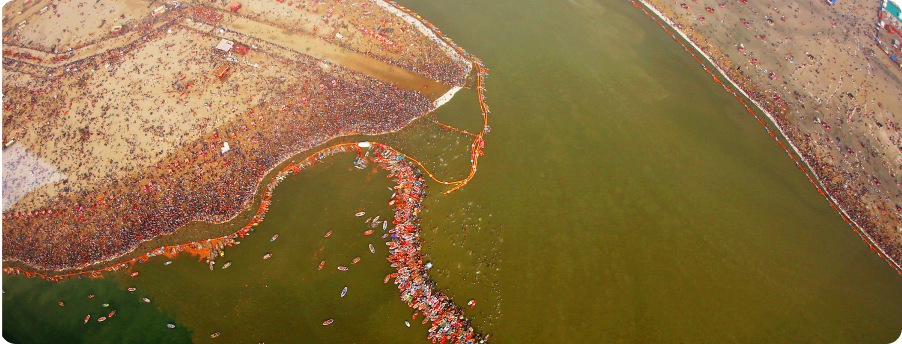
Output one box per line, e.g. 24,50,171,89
341,286,348,297
355,211,365,217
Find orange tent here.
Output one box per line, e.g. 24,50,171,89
229,2,241,11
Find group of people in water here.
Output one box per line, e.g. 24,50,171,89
374,145,486,344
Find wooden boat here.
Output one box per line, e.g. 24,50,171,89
384,274,391,283
84,315,90,324
263,253,273,260
142,298,151,303
127,287,136,292
363,229,375,236
383,222,388,230
101,303,109,308
468,300,476,308
372,216,380,224
167,324,175,329
164,261,173,265
271,234,279,242
323,319,334,326
365,217,373,224
108,310,116,317
59,302,65,307
98,316,107,322
341,286,347,297
130,272,139,277
351,257,360,264
222,261,232,269
88,294,94,299
318,260,325,270
210,332,220,338
369,244,375,254
337,266,348,271
324,230,332,238
355,211,365,217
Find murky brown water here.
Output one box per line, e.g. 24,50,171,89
5,0,902,343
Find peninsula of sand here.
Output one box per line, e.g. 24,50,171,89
1,0,479,272
630,0,902,271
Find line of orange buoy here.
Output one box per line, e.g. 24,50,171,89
432,120,478,137
4,4,492,281
629,0,902,276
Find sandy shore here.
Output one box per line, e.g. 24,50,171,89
1,0,479,272
633,0,902,270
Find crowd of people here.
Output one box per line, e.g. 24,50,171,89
636,0,902,271
374,145,486,344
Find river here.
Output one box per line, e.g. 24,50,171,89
4,0,902,342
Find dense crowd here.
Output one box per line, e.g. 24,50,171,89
374,146,486,344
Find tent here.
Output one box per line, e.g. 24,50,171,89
230,2,241,11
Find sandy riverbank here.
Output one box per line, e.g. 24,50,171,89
633,0,902,270
2,0,481,272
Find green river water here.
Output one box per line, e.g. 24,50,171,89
4,0,902,343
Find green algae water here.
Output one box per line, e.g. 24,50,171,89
5,0,902,342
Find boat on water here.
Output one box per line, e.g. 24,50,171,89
372,216,380,226
337,266,348,271
164,261,172,265
363,229,375,236
88,294,94,299
222,261,232,269
130,272,139,277
318,260,325,270
324,230,332,238
98,316,107,322
59,302,65,307
210,332,220,338
355,211,365,217
263,253,273,260
383,222,388,230
341,286,348,297
142,298,151,303
351,257,361,264
108,310,116,317
365,217,373,224
127,287,136,292
323,319,334,326
167,324,175,329
405,321,411,327
84,315,90,324
369,244,375,254
101,303,109,308
271,234,279,242
468,300,477,308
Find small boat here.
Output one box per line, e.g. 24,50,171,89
84,315,91,324
88,295,95,299
210,332,220,338
101,303,109,308
222,262,232,269
363,229,375,236
318,260,325,270
98,316,107,322
365,217,373,224
383,222,388,230
59,302,65,307
142,298,151,303
351,257,360,264
167,324,175,329
355,211,365,217
372,216,380,224
323,319,334,326
405,321,411,327
263,253,273,260
271,234,279,242
468,300,477,308
341,287,348,297
369,244,375,254
324,230,332,238
130,272,139,277
164,261,173,265
108,310,116,317
127,288,136,292
381,234,389,239
337,266,348,271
